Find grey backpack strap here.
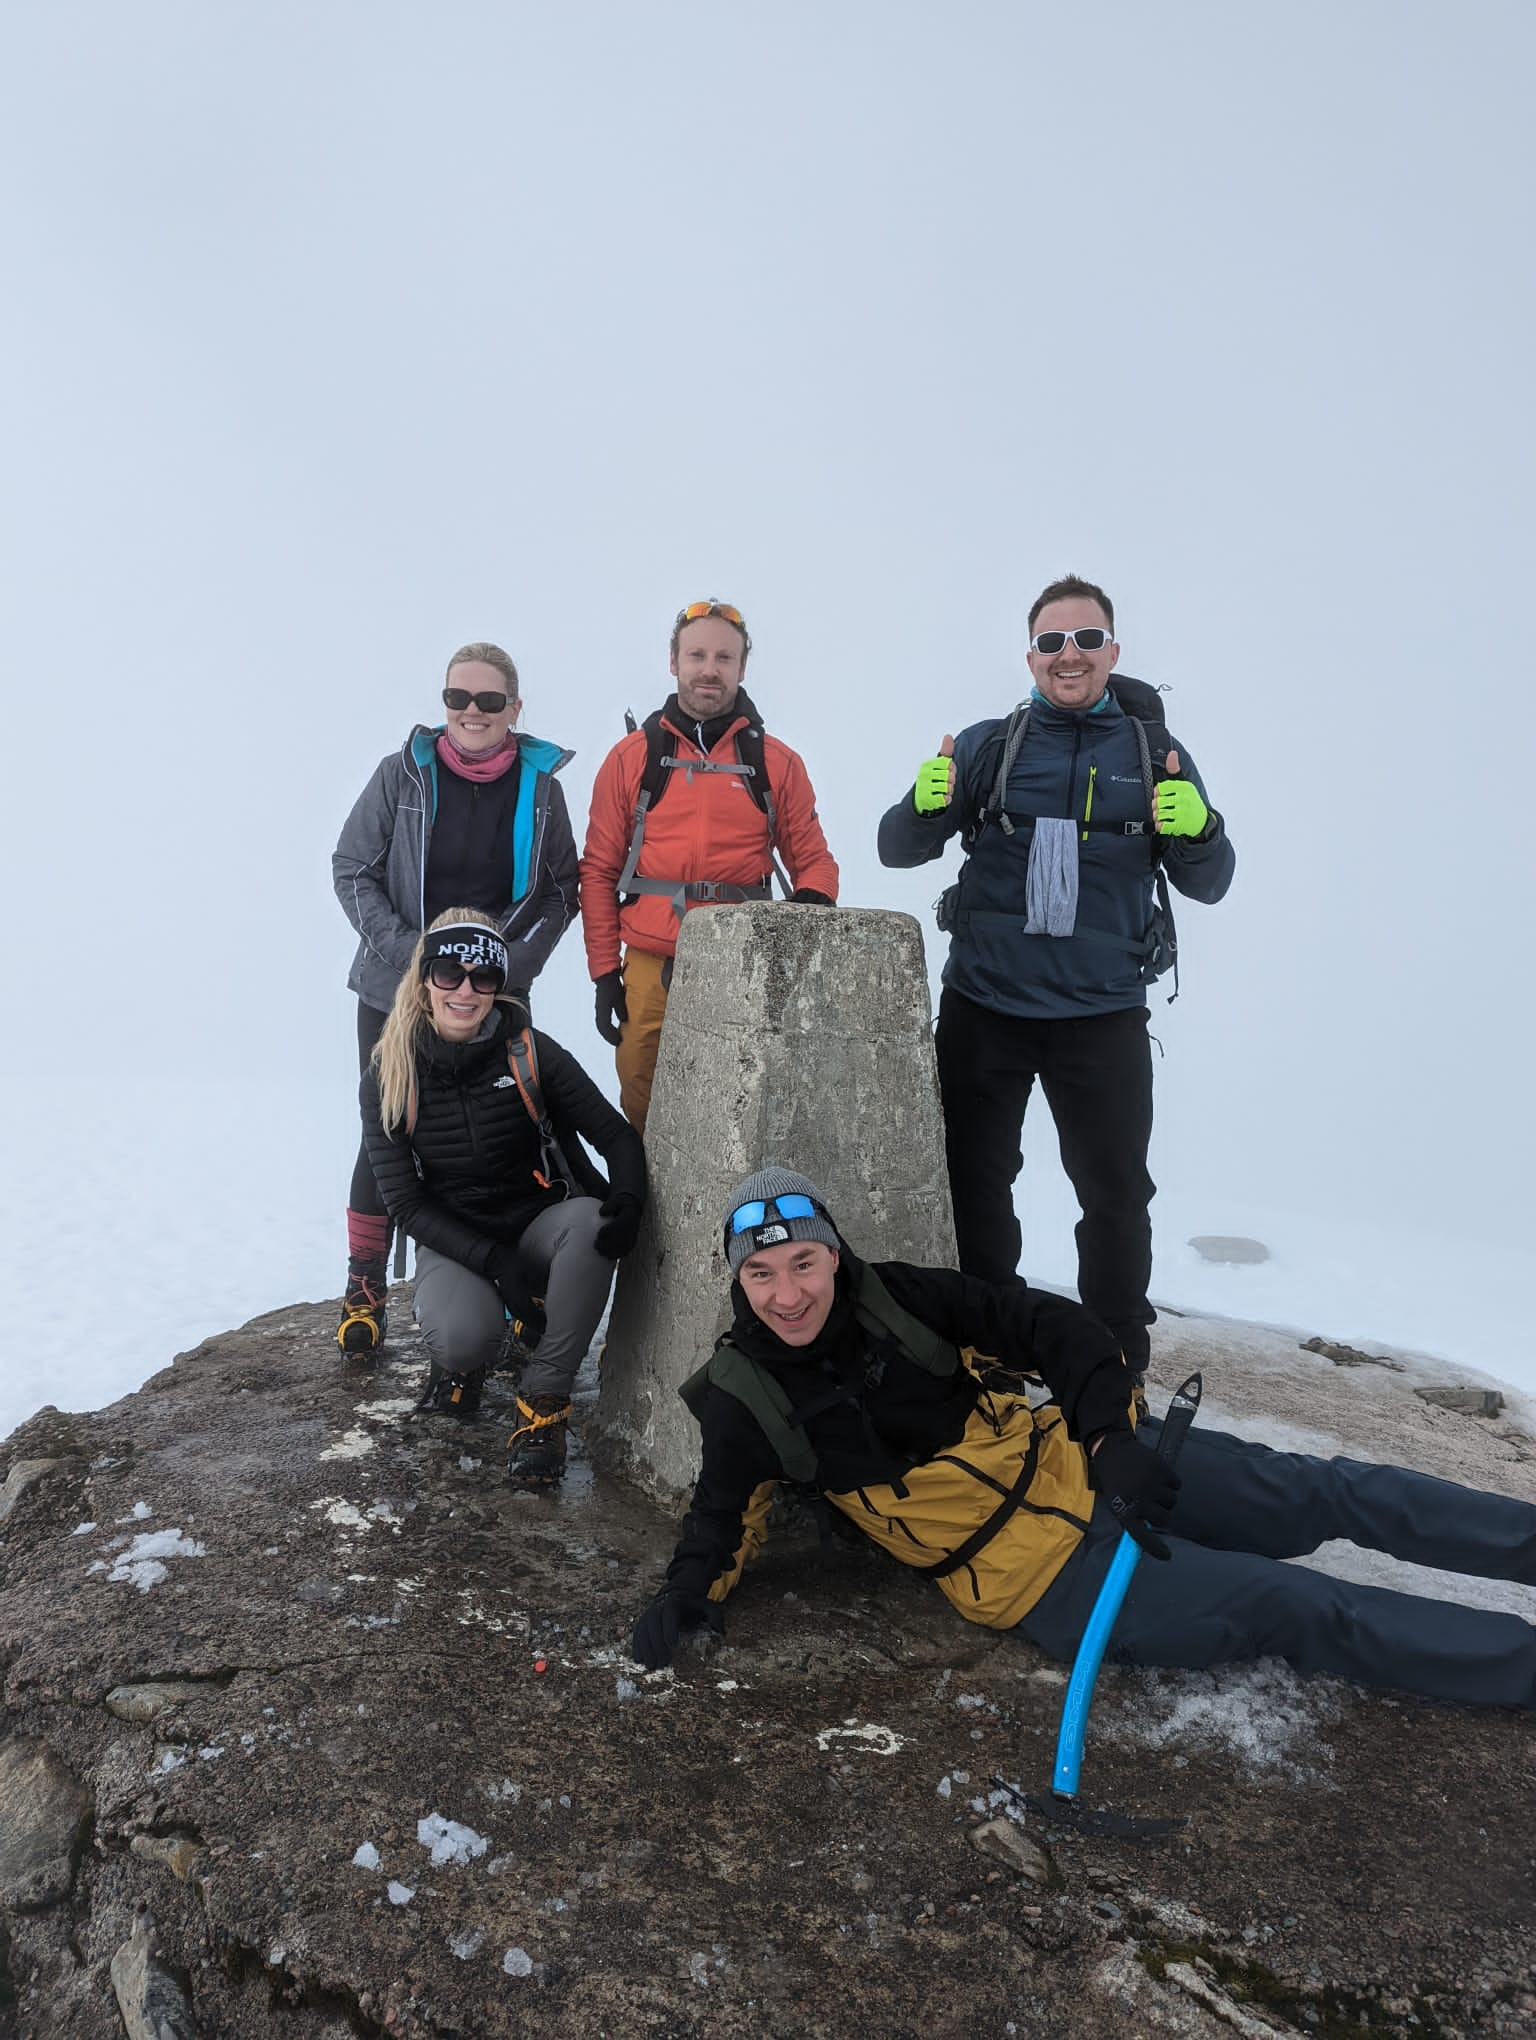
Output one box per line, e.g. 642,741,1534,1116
990,705,1031,837
615,787,653,897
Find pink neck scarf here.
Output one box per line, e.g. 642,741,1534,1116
437,731,519,783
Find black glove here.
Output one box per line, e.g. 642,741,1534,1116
631,1587,725,1671
789,889,835,906
594,1192,642,1259
1087,1431,1181,1561
484,1247,544,1336
594,970,628,1047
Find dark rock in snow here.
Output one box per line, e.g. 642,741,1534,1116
1416,1385,1507,1419
1300,1334,1406,1372
1187,1236,1270,1265
0,1295,1532,2038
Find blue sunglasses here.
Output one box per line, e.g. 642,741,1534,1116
728,1193,820,1235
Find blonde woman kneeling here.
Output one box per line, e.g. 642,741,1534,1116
362,909,645,1482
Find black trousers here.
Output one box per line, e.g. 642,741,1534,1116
1021,1419,1536,1710
934,987,1155,1367
347,999,391,1217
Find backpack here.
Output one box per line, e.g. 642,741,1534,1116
407,1026,576,1192
614,701,792,910
943,673,1180,997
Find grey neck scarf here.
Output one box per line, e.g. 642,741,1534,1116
1023,817,1079,937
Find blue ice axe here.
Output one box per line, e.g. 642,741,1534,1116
1013,1370,1203,1840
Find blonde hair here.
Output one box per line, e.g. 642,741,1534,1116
446,642,519,698
371,907,527,1136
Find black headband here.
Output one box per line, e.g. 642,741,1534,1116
419,923,510,981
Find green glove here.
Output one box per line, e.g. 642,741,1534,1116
914,739,956,815
1154,779,1209,838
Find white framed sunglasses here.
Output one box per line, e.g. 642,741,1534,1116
1029,627,1113,655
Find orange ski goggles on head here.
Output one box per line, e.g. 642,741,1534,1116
671,599,751,652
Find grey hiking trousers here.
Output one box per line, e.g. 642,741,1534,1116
1019,1419,1536,1710
413,1197,613,1400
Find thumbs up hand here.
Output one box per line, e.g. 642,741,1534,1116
1154,750,1210,837
914,735,957,815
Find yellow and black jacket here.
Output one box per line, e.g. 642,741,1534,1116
664,1254,1136,1629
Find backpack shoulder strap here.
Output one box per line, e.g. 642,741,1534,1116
506,1029,577,1191
680,1338,819,1485
734,719,773,819
639,710,676,804
735,719,793,896
962,707,1029,850
1107,675,1173,787
851,1264,962,1379
615,712,676,896
1105,675,1182,998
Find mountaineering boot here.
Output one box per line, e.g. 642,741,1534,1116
415,1368,484,1420
506,1394,570,1484
337,1257,388,1354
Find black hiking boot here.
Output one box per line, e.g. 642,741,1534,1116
415,1368,484,1420
337,1258,388,1355
506,1394,570,1484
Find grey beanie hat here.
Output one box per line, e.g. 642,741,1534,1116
723,1166,841,1274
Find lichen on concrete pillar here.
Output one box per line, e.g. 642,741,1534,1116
597,903,955,1499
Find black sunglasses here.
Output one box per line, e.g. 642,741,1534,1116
427,959,505,994
442,687,514,713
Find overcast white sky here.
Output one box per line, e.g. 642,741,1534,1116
2,2,1532,1399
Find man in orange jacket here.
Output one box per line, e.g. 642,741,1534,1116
580,599,840,1131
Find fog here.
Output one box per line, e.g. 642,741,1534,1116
2,2,1531,1423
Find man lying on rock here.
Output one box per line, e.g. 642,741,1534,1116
630,1169,1536,1709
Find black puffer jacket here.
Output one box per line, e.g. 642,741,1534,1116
360,1005,645,1274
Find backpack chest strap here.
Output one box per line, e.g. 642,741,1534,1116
615,741,780,916
911,1424,1043,1578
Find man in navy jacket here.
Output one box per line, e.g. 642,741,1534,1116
878,575,1235,1379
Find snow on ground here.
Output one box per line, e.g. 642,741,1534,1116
3,1076,357,1443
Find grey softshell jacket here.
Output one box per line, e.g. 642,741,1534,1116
334,726,578,1012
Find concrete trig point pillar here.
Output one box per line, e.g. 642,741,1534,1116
597,903,956,1499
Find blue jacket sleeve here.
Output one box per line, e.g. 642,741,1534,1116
500,778,579,988
876,725,991,868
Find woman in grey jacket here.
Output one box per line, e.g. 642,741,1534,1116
332,641,579,1354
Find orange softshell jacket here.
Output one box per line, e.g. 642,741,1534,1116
579,711,840,974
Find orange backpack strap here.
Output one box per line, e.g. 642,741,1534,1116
506,1029,576,1192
